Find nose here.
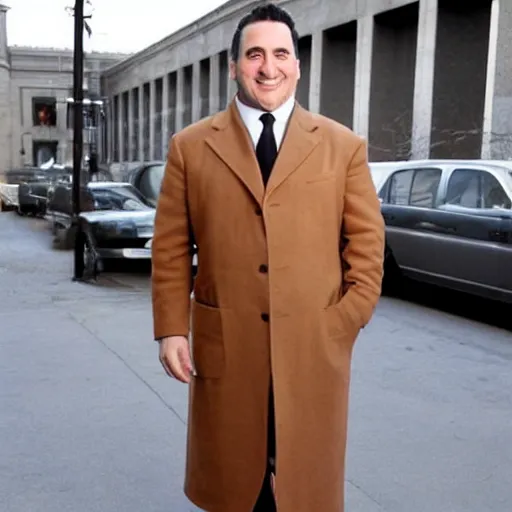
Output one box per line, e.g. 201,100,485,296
259,56,278,78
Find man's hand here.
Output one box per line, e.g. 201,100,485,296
159,336,193,383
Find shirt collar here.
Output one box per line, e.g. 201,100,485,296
235,94,296,127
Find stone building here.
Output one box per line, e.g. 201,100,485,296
0,3,127,174
101,0,512,170
2,0,512,174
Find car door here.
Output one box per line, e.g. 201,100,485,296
380,166,445,279
431,167,511,296
481,170,512,297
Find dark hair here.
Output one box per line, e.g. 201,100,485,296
230,3,299,61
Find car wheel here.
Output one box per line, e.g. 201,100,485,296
82,234,100,280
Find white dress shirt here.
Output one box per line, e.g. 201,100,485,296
235,94,296,150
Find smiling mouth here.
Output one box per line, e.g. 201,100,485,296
256,78,283,88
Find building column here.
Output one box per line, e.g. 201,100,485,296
138,85,143,161
161,73,169,156
192,62,201,122
481,0,512,159
127,89,134,161
0,4,11,173
209,54,220,115
118,94,124,162
0,4,9,68
149,80,156,160
353,15,373,140
227,66,237,105
308,30,322,114
56,93,68,164
106,96,113,163
411,0,438,159
175,68,184,132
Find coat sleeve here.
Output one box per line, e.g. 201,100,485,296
151,135,193,340
340,138,385,329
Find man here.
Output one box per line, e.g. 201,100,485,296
151,4,385,512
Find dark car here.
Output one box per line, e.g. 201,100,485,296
78,205,156,276
370,159,512,303
4,164,111,217
46,180,155,266
17,166,73,216
122,160,199,272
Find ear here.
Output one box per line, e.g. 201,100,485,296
229,60,237,80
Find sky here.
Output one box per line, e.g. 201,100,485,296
5,0,229,54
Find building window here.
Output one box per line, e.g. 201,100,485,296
33,97,57,126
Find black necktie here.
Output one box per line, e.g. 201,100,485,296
256,113,277,187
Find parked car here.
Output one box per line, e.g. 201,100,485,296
1,166,46,214
17,165,72,216
46,180,153,261
369,159,512,303
124,161,165,206
46,179,197,277
2,164,111,216
123,160,199,274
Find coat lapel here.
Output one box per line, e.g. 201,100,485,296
266,103,322,197
204,100,322,205
205,102,264,206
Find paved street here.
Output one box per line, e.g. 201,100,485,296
1,212,511,512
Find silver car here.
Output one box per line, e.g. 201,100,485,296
370,159,512,303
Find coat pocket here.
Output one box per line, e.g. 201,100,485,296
191,299,225,379
323,297,360,340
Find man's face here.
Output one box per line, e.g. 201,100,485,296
230,20,300,112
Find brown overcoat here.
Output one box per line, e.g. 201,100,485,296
151,100,385,512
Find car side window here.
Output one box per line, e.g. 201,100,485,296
385,168,441,208
388,169,414,205
482,172,511,209
445,169,511,210
409,168,442,208
445,169,480,208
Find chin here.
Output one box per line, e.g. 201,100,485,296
255,96,284,112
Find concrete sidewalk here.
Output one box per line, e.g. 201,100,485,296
1,213,197,512
2,212,512,512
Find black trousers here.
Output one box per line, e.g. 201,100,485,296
253,385,277,511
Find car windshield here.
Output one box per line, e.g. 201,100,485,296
91,185,153,211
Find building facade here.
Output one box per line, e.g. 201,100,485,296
101,0,512,170
0,3,127,174
2,0,511,175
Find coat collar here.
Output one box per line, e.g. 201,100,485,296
205,99,322,207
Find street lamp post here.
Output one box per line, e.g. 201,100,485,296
71,0,85,280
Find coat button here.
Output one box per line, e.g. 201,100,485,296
255,207,262,216
261,313,269,322
259,264,268,273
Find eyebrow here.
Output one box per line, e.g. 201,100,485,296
245,46,291,56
